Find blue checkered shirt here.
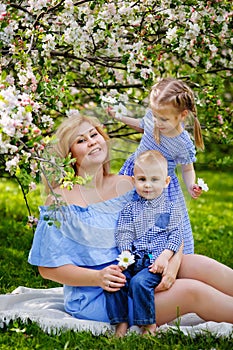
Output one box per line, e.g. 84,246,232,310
115,191,183,262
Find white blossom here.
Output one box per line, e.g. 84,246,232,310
80,61,90,73
101,95,118,105
197,178,209,192
112,103,128,119
66,109,80,118
166,27,177,41
5,155,20,174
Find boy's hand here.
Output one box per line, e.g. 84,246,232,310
149,255,169,274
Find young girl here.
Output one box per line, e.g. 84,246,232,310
109,77,204,255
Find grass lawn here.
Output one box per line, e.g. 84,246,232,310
0,170,232,349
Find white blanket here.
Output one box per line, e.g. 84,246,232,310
0,286,232,337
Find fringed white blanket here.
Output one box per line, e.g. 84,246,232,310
0,286,232,337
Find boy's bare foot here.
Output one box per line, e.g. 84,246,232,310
115,322,128,337
142,323,157,336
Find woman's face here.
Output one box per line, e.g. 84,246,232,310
70,121,108,172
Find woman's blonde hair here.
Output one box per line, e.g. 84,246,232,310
44,114,110,190
150,77,204,150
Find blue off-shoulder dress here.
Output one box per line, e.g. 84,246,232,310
28,190,135,322
119,109,196,254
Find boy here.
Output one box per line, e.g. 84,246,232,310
105,150,183,336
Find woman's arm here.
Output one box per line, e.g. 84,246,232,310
155,243,183,292
181,163,202,199
39,264,126,291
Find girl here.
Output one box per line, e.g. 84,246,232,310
110,78,204,255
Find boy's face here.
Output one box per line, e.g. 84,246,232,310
133,161,170,200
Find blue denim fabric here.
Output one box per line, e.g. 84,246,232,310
104,256,162,325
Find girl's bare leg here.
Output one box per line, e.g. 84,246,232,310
154,279,233,326
178,254,233,296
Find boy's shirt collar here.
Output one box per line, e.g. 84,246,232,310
137,191,166,208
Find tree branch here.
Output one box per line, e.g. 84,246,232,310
9,2,34,17
14,175,32,217
73,82,144,89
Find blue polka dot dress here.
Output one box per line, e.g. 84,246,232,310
119,109,196,254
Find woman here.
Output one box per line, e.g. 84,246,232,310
28,115,233,327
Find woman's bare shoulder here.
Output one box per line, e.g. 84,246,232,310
110,174,134,196
44,186,71,205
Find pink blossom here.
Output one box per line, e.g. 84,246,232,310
217,115,223,124
29,182,37,191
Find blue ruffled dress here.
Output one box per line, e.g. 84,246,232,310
28,190,135,322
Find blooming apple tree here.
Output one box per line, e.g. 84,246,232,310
0,0,232,209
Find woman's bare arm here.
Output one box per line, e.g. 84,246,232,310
38,264,126,291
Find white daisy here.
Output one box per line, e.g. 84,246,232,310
117,251,135,269
197,178,209,192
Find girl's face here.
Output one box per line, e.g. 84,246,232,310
70,121,108,173
152,104,187,137
133,161,170,200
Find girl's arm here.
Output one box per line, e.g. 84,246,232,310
155,243,183,292
38,264,126,291
108,108,143,132
181,163,202,199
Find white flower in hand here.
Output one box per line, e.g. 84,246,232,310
197,178,209,192
112,103,128,120
117,251,135,269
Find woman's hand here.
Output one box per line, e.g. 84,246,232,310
98,264,126,292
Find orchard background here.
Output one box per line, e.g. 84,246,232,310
0,0,232,218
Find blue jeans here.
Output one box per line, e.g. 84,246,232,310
104,255,162,325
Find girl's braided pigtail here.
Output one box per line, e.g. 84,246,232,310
193,110,205,150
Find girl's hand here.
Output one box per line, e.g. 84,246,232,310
106,106,116,119
98,264,126,292
189,184,202,199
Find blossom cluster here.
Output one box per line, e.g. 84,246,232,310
0,0,232,197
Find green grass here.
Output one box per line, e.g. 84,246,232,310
0,171,232,349
183,170,233,267
0,321,232,350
